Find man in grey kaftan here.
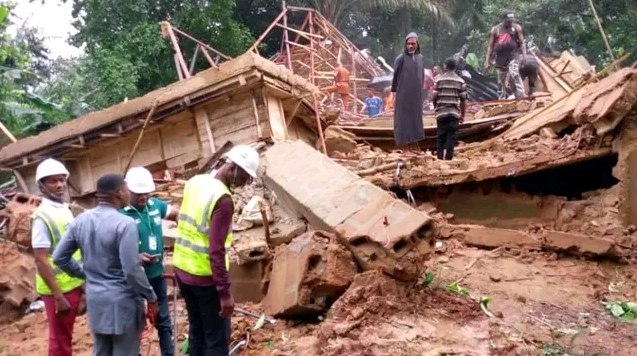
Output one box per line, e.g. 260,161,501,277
391,32,425,150
53,174,157,356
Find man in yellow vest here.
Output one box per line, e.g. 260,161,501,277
173,145,259,355
31,158,85,356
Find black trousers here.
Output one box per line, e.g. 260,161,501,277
520,65,538,95
178,281,231,356
436,115,459,160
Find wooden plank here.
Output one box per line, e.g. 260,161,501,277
160,118,200,161
252,91,263,139
275,23,324,39
265,95,287,140
198,141,233,174
194,108,216,155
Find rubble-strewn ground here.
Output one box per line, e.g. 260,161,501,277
2,240,635,356
335,125,611,190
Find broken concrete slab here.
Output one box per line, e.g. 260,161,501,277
542,231,615,255
445,225,541,249
261,231,357,318
0,244,35,323
321,126,358,155
263,140,433,280
231,233,270,265
444,224,623,257
503,68,637,140
270,220,307,246
229,260,265,303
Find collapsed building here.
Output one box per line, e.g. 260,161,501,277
0,10,636,356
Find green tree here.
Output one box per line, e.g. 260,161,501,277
0,2,72,142
61,0,254,109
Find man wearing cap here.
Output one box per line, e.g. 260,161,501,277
31,158,85,356
484,10,527,99
121,167,178,356
53,174,157,356
392,32,425,155
173,145,259,355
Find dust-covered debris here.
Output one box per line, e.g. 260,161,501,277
262,231,357,318
0,243,36,323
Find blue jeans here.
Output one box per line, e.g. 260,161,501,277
149,276,174,356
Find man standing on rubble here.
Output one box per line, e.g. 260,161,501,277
432,58,467,160
391,32,425,155
173,145,259,356
484,10,527,99
122,167,179,356
31,158,85,356
53,174,158,356
321,62,351,112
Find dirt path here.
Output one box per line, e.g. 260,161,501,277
1,245,635,356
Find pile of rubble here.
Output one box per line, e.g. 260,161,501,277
0,243,35,323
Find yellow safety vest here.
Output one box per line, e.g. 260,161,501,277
33,204,84,295
174,175,234,276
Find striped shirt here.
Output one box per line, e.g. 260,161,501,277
434,71,467,119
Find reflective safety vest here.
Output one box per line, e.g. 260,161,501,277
174,175,233,276
33,204,84,296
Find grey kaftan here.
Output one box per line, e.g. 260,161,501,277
392,50,425,147
53,204,157,337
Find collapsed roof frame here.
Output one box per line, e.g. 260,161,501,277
160,21,232,79
248,3,385,113
161,17,329,153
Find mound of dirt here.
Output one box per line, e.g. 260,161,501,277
0,243,36,324
317,270,483,355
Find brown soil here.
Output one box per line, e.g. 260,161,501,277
1,239,636,356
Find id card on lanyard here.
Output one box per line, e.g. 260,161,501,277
148,234,158,251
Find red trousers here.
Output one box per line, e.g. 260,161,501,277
41,287,83,356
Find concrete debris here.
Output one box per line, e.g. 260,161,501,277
0,193,41,247
0,244,35,323
474,99,538,120
444,225,541,249
261,231,357,318
269,220,307,246
344,125,610,190
539,127,558,138
541,230,615,255
503,68,637,140
263,140,433,280
321,126,358,156
442,224,627,257
231,235,270,265
229,260,266,303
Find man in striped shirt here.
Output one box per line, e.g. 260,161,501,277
432,58,467,160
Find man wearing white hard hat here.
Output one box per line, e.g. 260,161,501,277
31,158,85,356
173,145,259,355
121,167,178,356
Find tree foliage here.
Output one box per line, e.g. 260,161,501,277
0,2,72,144
61,0,254,109
3,0,636,145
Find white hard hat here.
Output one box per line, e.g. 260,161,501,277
125,167,156,194
224,145,259,178
35,158,69,182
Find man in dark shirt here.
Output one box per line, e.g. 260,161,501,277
519,53,539,97
173,145,259,355
432,58,467,161
484,10,527,99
